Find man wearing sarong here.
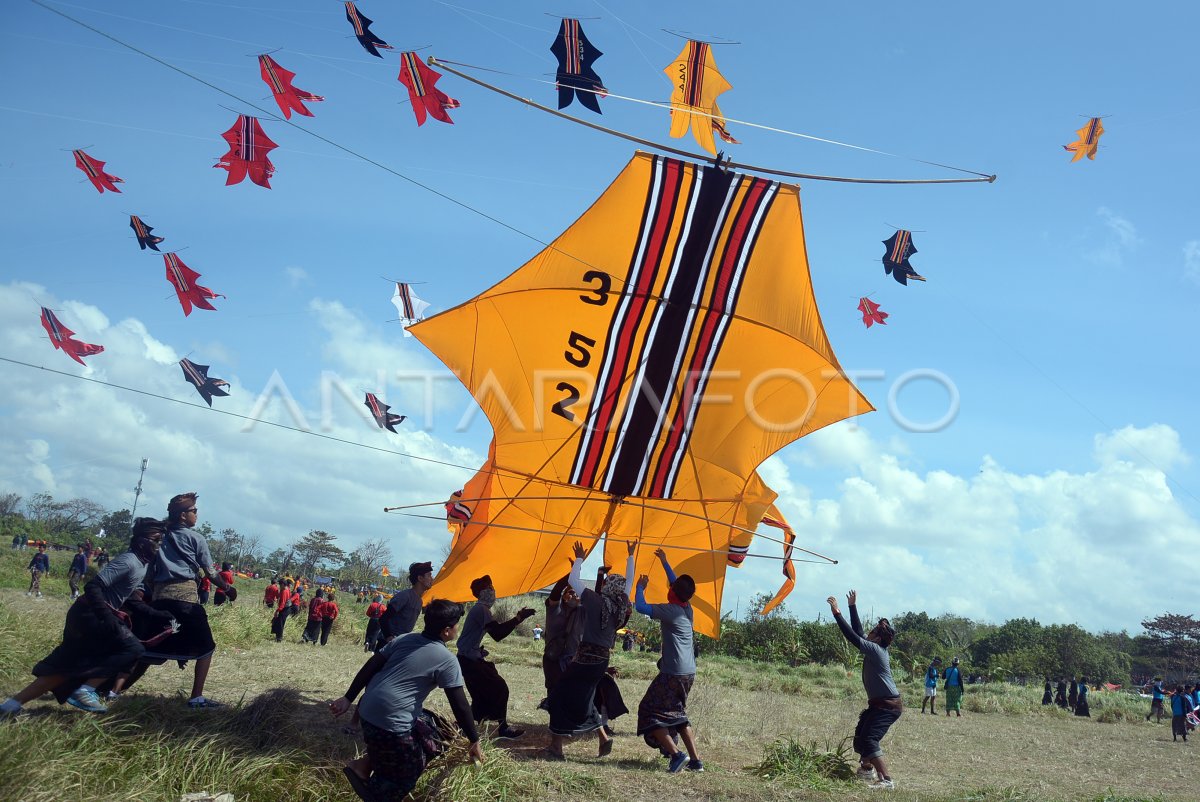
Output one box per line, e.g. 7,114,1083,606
1,518,173,716
539,570,584,709
456,575,534,739
1075,675,1091,717
378,562,434,649
944,657,965,717
635,548,703,773
1171,684,1194,741
828,590,901,791
329,599,482,802
546,541,635,761
1147,677,1166,722
1054,678,1068,708
143,492,234,709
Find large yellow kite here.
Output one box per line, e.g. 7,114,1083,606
410,152,872,636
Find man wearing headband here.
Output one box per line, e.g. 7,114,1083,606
828,589,901,790
143,492,235,709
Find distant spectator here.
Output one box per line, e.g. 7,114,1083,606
1147,677,1166,723
364,595,385,652
68,546,89,601
944,658,965,717
213,562,235,606
532,624,543,642
1074,676,1090,717
1068,678,1078,711
27,546,50,597
320,592,339,646
1170,685,1193,741
1054,678,1068,708
921,657,941,714
197,575,211,605
1042,679,1053,705
263,578,280,608
11,534,21,550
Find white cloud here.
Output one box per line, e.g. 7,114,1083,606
1088,207,1140,267
1183,240,1200,285
284,266,309,287
721,422,1200,634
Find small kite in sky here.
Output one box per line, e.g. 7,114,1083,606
1064,117,1104,162
882,230,925,285
214,114,277,188
857,297,888,327
129,215,164,251
39,307,103,365
345,1,391,58
663,41,739,155
550,18,606,114
391,282,430,335
397,53,459,126
72,149,123,193
259,55,323,120
164,253,223,316
364,392,406,432
179,358,230,406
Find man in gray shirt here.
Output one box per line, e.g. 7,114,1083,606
144,492,234,709
634,548,703,773
455,574,534,739
378,561,434,647
828,590,901,790
330,599,482,801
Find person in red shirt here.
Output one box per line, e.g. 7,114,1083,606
320,592,339,646
263,579,280,608
197,575,211,605
271,579,294,642
364,594,384,652
302,590,326,644
213,562,236,606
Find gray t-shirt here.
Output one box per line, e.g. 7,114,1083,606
358,633,463,734
649,603,695,676
455,601,492,660
381,587,424,638
154,525,213,583
95,552,148,609
859,640,899,700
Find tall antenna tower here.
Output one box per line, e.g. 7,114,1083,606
129,458,148,531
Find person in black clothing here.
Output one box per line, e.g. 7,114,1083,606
1074,676,1091,717
27,546,50,597
68,546,89,600
1068,678,1078,711
1054,678,1068,708
1041,679,1053,705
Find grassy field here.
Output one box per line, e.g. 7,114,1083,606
0,552,1191,802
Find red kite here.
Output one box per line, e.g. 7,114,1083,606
164,253,223,316
397,53,459,126
259,55,323,120
40,307,103,365
214,115,277,188
857,297,888,327
72,149,122,193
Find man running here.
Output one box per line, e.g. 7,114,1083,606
378,562,434,649
456,575,534,739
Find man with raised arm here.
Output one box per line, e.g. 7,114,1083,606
634,547,703,773
827,589,901,791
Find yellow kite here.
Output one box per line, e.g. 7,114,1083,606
663,41,739,156
1064,117,1104,162
410,152,872,636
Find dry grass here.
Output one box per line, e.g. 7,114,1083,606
0,587,1190,802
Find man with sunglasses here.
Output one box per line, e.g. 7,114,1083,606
827,589,901,790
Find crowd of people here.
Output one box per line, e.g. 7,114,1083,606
1139,677,1198,742
4,499,1194,800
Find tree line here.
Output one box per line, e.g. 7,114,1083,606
0,491,397,589
700,593,1199,684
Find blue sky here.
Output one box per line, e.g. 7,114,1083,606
1,1,1197,633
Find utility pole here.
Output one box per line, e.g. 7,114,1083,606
129,458,148,532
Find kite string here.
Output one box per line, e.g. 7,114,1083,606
390,510,835,565
430,58,994,186
434,58,994,180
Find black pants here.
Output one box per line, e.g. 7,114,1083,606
320,618,333,645
853,704,901,760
